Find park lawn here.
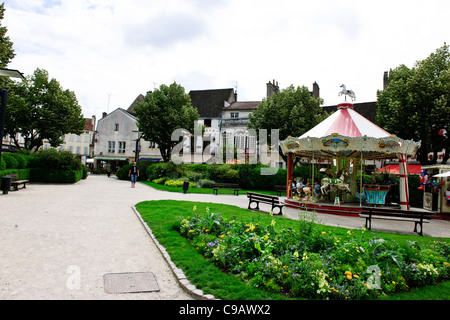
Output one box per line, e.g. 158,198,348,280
135,200,450,300
142,181,279,196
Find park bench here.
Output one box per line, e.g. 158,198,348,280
211,183,241,196
274,185,287,196
360,206,433,236
8,174,30,191
247,192,283,215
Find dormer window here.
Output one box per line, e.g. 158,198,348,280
115,124,119,131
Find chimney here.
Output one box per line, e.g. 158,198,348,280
312,82,320,99
92,115,96,131
383,71,389,90
266,79,280,99
102,112,107,118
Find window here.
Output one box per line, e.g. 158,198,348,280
76,146,81,154
149,141,156,149
115,124,119,131
118,141,126,154
77,136,82,142
84,147,89,155
231,112,239,118
69,135,74,142
108,141,115,153
84,136,90,143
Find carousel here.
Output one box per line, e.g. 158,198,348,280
280,85,421,216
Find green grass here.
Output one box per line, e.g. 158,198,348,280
135,200,450,300
143,181,279,196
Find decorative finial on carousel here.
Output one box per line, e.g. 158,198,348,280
339,84,356,102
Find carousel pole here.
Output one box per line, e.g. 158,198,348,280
398,153,410,210
360,153,363,207
286,153,294,198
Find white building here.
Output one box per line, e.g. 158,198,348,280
93,107,162,171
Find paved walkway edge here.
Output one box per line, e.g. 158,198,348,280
132,206,216,301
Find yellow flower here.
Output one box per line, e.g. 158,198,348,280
188,230,194,233
293,251,299,258
220,235,225,239
321,232,326,235
392,281,396,285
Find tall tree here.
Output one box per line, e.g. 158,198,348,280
0,3,15,68
5,68,85,151
376,44,450,165
248,84,329,162
134,82,199,162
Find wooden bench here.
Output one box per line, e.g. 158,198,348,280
211,183,241,196
274,185,287,196
8,174,29,191
360,206,433,236
247,192,283,215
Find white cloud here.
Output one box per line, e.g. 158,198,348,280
3,0,450,122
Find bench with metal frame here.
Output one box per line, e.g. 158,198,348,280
247,192,283,215
360,206,433,236
211,183,241,196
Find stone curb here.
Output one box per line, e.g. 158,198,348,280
132,206,216,301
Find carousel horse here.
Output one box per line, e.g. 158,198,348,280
321,169,351,195
339,84,356,102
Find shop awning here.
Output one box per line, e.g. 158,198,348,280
376,164,422,175
94,157,129,161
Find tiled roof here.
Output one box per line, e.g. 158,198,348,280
224,101,260,110
84,118,94,131
189,88,236,118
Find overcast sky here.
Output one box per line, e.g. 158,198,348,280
3,0,450,122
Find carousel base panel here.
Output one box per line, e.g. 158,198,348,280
283,198,364,217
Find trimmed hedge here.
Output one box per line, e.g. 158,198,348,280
1,150,87,184
30,168,84,184
0,168,31,180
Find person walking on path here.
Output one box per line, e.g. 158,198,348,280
128,162,139,188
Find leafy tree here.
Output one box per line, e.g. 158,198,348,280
134,82,199,162
376,44,450,165
0,3,15,68
248,84,329,162
4,68,85,151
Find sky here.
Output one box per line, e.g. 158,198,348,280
3,0,450,122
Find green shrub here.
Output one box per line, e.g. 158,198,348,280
0,168,31,180
82,166,88,179
164,179,196,188
1,153,19,169
152,177,168,185
29,149,81,171
30,168,83,183
116,164,132,180
197,179,216,188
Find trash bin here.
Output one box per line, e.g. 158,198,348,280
1,176,11,195
182,181,190,194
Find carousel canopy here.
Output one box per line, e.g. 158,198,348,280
280,102,421,160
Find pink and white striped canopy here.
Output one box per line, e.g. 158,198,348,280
299,103,391,139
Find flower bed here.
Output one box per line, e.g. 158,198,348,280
177,207,450,300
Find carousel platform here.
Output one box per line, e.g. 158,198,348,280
282,198,449,220
283,198,363,217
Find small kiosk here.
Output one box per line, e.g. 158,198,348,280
421,164,450,217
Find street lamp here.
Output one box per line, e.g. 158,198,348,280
0,67,25,164
133,130,143,163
